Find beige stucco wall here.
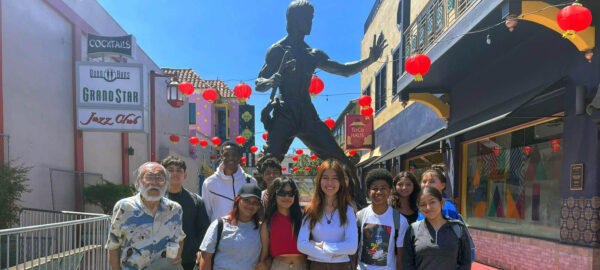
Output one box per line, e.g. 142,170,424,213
2,0,198,211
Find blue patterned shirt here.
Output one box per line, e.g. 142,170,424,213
105,193,186,269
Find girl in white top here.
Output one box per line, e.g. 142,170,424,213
297,159,358,270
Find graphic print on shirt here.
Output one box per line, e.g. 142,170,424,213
360,223,391,266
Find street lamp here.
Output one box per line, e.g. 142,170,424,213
150,70,179,161
166,78,184,107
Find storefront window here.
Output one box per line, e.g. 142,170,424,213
464,119,563,240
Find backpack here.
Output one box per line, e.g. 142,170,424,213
356,207,403,255
195,218,224,270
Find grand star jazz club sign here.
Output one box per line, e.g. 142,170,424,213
76,62,145,131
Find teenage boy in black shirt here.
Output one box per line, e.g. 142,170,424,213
162,156,210,270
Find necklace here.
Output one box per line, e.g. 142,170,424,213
324,210,335,224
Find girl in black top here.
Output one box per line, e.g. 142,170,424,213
390,171,420,224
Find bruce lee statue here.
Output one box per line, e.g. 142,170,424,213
256,0,387,207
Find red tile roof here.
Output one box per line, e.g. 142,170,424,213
161,68,235,99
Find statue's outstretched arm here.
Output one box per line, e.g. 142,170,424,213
317,33,387,77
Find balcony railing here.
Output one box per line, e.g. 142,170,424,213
364,0,383,33
403,0,480,57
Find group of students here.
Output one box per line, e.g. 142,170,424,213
197,156,473,270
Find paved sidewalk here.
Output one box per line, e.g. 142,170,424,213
472,262,500,270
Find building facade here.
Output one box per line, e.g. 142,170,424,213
0,0,198,212
361,0,600,269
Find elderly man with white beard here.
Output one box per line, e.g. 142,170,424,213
106,162,186,270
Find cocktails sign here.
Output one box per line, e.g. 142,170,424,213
345,115,373,150
87,33,136,58
76,62,146,132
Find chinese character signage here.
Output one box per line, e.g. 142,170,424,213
345,115,373,150
76,62,146,132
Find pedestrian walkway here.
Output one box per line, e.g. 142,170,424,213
473,262,500,270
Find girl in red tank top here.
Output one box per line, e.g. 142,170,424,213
257,177,307,270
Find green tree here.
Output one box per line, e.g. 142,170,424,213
84,180,136,214
292,154,322,176
0,162,31,229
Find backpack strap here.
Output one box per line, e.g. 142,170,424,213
451,223,462,240
211,218,224,270
392,209,401,255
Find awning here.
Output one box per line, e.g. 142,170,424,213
417,80,562,149
368,127,446,166
356,147,382,167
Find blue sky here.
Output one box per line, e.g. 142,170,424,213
97,0,375,153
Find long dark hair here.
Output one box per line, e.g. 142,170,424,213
390,171,420,212
225,196,261,229
264,177,303,237
304,159,351,230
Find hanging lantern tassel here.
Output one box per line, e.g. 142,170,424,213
557,3,592,40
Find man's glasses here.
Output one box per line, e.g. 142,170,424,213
143,174,166,184
276,189,297,197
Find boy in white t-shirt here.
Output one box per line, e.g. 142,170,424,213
356,169,409,270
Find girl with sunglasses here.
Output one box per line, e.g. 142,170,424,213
297,159,358,270
258,177,307,270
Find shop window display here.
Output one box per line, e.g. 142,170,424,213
464,119,563,240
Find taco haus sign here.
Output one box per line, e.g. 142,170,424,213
76,62,146,132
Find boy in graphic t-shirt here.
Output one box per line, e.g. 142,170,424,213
356,169,409,270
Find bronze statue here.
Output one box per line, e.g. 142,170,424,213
256,0,387,206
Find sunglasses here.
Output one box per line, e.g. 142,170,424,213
276,189,297,197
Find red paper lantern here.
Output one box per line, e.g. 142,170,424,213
236,135,247,145
292,156,299,162
282,167,287,172
178,82,195,96
493,148,501,155
550,139,561,145
308,76,324,98
202,88,218,103
310,154,317,160
324,118,335,129
199,139,208,148
211,137,221,146
410,168,415,172
169,134,180,144
250,146,259,153
552,144,561,152
305,167,311,172
316,166,321,171
557,3,592,39
189,137,200,146
523,146,532,155
358,95,372,107
210,155,217,160
241,157,247,163
234,83,252,104
293,167,298,172
348,150,356,156
361,107,373,119
262,132,268,141
405,54,431,82
296,149,304,155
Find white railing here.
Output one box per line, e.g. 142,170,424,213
0,208,110,269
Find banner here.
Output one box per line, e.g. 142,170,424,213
239,105,255,153
345,115,373,150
